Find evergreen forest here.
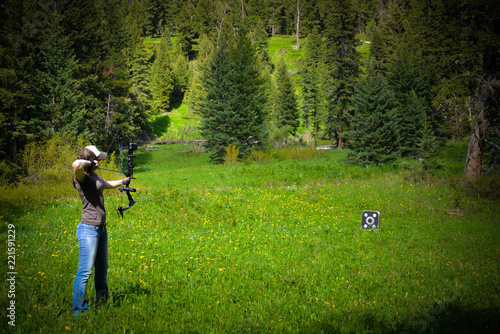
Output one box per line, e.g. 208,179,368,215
0,0,499,182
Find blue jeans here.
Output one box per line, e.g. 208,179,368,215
73,222,108,316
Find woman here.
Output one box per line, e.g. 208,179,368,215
72,145,131,316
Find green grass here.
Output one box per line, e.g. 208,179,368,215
268,35,306,90
1,142,499,333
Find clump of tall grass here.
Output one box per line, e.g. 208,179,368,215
273,146,330,160
459,171,500,200
246,146,330,164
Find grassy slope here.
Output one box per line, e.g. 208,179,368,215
148,33,369,140
148,35,309,140
1,142,499,333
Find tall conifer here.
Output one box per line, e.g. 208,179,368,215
149,36,173,114
35,19,85,138
300,26,323,141
345,73,399,165
274,57,300,136
322,0,361,148
200,28,268,163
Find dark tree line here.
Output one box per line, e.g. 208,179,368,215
0,0,499,179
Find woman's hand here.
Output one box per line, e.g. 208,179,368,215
123,177,132,186
73,159,98,182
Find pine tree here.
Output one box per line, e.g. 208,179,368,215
377,0,407,68
200,29,268,163
188,34,215,115
129,45,153,113
34,19,85,138
300,26,323,142
322,0,361,148
0,0,38,164
229,28,269,158
418,120,438,160
344,73,399,165
171,53,190,104
396,90,428,157
176,1,196,58
368,28,387,75
274,57,300,136
388,36,444,147
149,36,173,114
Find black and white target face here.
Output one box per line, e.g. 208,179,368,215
362,211,379,230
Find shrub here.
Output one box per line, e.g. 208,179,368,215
0,136,119,204
224,144,239,165
21,136,85,186
273,146,329,160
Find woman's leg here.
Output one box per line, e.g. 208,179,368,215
72,223,100,316
94,226,109,303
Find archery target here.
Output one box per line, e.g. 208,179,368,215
362,211,379,230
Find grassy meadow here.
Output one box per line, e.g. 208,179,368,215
1,142,500,333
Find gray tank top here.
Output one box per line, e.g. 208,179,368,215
74,173,106,226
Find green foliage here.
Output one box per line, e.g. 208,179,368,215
345,73,399,165
245,149,274,164
34,19,85,139
188,34,214,116
150,36,174,114
300,26,324,141
274,57,300,135
0,136,118,204
176,1,196,57
224,144,240,166
1,0,499,193
418,121,439,159
368,28,387,75
129,46,153,113
200,29,268,164
460,171,500,200
322,0,361,146
20,137,80,187
171,52,190,103
0,159,22,184
395,90,429,157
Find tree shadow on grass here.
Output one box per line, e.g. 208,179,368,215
150,113,171,138
313,301,500,333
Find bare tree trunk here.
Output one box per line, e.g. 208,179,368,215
463,109,487,180
272,10,275,37
216,4,227,41
296,0,304,50
463,47,496,181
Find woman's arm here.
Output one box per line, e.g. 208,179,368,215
101,177,132,190
72,159,94,183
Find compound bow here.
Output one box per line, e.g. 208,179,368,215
117,133,138,218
